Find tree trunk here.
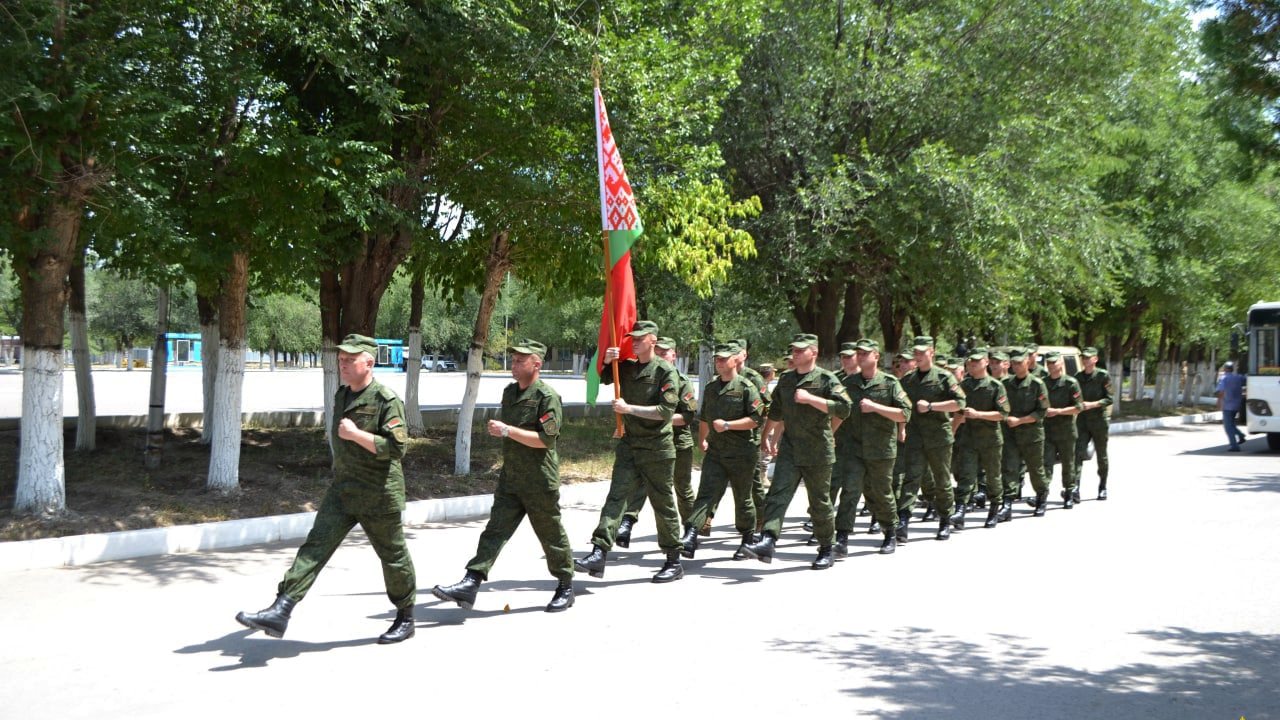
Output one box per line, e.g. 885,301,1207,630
836,280,862,344
405,270,426,435
144,287,170,469
14,194,85,515
69,248,95,451
197,291,219,443
207,251,249,494
455,230,512,475
876,291,908,353
1106,333,1123,415
698,298,715,398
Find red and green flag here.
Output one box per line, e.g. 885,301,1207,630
586,84,642,405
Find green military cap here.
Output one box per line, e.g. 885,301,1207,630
967,350,988,362
937,357,952,369
989,350,1009,362
1082,346,1099,357
1009,349,1028,361
735,338,749,351
655,336,676,350
508,338,547,357
838,341,859,356
336,333,378,357
713,341,741,358
895,350,913,361
1026,343,1039,353
757,362,776,373
627,320,659,337
1043,350,1063,362
855,338,879,352
789,333,819,349
912,335,934,351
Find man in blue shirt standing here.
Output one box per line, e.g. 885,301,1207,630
1216,361,1247,451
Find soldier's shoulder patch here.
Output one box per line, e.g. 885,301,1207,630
385,417,403,430
539,410,560,436
661,381,674,392
751,397,763,411
683,390,695,403
392,426,408,443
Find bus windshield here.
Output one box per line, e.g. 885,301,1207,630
1250,307,1280,376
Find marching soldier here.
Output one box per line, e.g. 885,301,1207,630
1074,347,1114,500
680,342,764,560
235,334,417,643
615,336,697,546
740,333,852,568
954,351,1010,529
901,336,967,541
574,320,685,583
1042,351,1084,508
431,339,575,612
1001,349,1051,518
834,339,911,555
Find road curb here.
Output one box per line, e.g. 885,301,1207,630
0,481,608,574
0,411,1220,573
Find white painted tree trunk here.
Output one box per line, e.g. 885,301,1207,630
405,327,424,435
144,288,170,469
206,343,245,493
321,340,338,457
199,321,219,443
15,349,66,515
454,346,485,475
69,311,95,451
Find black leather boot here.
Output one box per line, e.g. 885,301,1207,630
895,509,910,543
546,580,574,612
996,499,1013,523
1033,491,1048,517
431,569,483,609
615,516,635,548
983,504,1000,528
950,506,966,530
1063,489,1075,509
868,518,881,534
833,530,849,559
812,545,834,570
922,502,938,522
973,490,987,509
679,524,699,559
235,593,297,638
1071,487,1082,504
652,551,684,583
574,544,608,578
879,530,896,555
733,532,755,560
1098,480,1108,501
378,606,415,644
936,517,952,541
740,531,777,564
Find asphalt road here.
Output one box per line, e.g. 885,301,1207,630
1,423,1276,719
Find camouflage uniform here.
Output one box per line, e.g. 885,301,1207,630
279,377,416,610
466,378,572,582
1074,349,1114,494
1002,370,1050,504
954,368,1010,511
686,372,764,535
902,352,968,521
623,367,698,524
591,356,681,552
1043,366,1084,500
835,360,912,536
759,360,852,546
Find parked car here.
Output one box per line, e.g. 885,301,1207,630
420,355,458,372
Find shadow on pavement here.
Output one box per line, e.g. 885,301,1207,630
1217,473,1280,494
175,629,376,671
767,626,1278,720
77,543,300,587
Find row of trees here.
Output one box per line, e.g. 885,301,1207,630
5,0,1280,516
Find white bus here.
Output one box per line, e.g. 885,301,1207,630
1245,301,1280,451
